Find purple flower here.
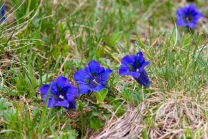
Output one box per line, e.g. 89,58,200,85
74,60,113,94
176,4,203,29
39,76,78,109
119,52,150,87
1,5,6,22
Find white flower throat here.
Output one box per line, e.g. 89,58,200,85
59,95,64,99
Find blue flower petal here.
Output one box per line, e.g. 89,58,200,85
79,84,89,94
40,84,51,95
41,94,47,101
98,66,105,74
0,5,6,23
42,94,58,102
121,55,133,65
187,23,196,29
1,5,5,17
194,14,203,20
49,82,59,96
54,100,69,108
188,4,196,11
54,76,70,87
94,85,105,92
176,9,182,17
42,92,58,101
134,70,150,87
139,61,150,72
74,70,89,83
46,97,57,108
85,66,104,76
68,101,77,109
130,54,137,62
119,66,130,76
88,60,101,74
176,10,185,26
129,72,140,78
101,68,113,84
0,17,5,22
137,52,145,64
66,86,78,101
85,67,93,77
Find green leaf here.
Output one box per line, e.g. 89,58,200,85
104,31,123,48
185,128,192,139
94,92,103,103
95,46,104,59
51,45,61,59
60,130,78,139
62,44,70,57
78,101,85,110
94,88,108,103
110,31,123,45
142,128,148,139
16,78,27,95
112,102,125,117
0,98,12,110
122,91,131,101
90,117,103,130
0,98,13,117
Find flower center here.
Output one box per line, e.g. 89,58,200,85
56,84,68,100
127,64,135,71
186,17,191,22
128,63,140,72
59,95,64,100
185,14,192,23
92,79,100,85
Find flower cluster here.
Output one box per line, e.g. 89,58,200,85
40,60,114,110
39,52,151,110
176,4,203,29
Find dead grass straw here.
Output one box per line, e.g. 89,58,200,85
91,89,208,139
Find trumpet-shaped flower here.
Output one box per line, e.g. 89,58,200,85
176,4,203,29
119,52,150,87
74,60,113,94
40,76,78,109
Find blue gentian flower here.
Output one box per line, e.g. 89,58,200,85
39,76,78,109
0,5,6,22
176,4,203,29
119,52,150,87
74,60,113,94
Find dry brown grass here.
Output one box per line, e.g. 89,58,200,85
90,88,208,139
